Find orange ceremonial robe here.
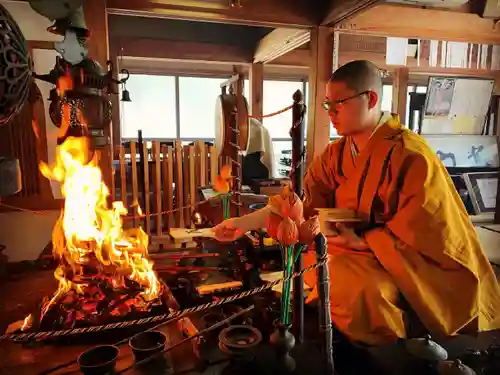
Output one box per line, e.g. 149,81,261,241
303,113,500,346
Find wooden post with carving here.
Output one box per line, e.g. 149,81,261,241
291,89,306,343
314,233,335,374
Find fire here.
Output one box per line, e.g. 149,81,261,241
32,71,161,328
38,136,161,320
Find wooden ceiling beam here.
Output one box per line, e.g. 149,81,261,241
336,4,500,44
106,0,316,28
273,48,497,79
254,28,310,64
338,51,496,78
321,0,382,26
273,49,311,67
110,37,252,63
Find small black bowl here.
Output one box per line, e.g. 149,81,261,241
77,345,119,375
218,325,262,355
129,330,168,362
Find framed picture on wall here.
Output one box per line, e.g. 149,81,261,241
421,76,494,135
463,172,498,214
424,77,456,117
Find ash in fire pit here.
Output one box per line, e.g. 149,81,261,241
16,131,166,334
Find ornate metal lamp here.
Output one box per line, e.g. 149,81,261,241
27,0,131,147
0,0,130,195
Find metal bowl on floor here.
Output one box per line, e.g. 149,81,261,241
77,345,119,375
218,325,262,355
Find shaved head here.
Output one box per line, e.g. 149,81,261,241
329,60,382,98
325,60,383,136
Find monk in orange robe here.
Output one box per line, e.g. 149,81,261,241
212,60,500,346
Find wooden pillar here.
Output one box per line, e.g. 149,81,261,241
83,0,114,196
249,63,264,117
494,75,500,224
306,26,333,166
391,68,409,123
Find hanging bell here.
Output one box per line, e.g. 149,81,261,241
47,6,90,38
121,89,131,102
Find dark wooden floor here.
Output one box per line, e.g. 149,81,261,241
0,269,56,334
2,264,500,375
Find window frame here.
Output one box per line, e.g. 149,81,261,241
119,73,178,141
121,71,309,144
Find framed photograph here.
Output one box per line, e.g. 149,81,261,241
463,172,498,214
424,77,456,117
421,77,494,135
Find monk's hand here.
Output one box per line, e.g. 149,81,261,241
212,218,245,242
327,223,369,251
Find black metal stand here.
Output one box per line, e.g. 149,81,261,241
314,233,334,375
291,89,306,343
408,92,426,134
137,130,149,234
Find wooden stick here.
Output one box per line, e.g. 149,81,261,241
130,141,138,227
314,234,335,374
153,141,162,237
162,145,174,229
119,145,127,206
116,305,255,374
155,266,222,272
291,89,306,343
175,141,184,227
150,252,220,260
142,141,151,235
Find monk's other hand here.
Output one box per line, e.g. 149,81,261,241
212,218,245,242
327,223,369,251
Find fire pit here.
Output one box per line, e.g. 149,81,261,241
7,99,176,340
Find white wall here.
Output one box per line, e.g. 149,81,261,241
0,1,61,261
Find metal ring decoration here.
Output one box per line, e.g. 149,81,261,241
0,5,31,127
214,93,249,158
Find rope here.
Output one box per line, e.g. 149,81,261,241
0,194,222,220
0,101,303,219
248,104,294,119
0,255,328,341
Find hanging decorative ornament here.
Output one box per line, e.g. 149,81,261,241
0,5,31,127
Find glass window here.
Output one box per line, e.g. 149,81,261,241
179,76,227,139
244,79,250,101
121,74,177,139
263,80,303,139
381,85,393,112
272,140,293,178
416,85,427,93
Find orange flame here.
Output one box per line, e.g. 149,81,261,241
37,73,161,319
57,69,73,98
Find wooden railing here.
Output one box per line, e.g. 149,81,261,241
115,140,219,237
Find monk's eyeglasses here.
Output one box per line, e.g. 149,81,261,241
322,91,370,111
